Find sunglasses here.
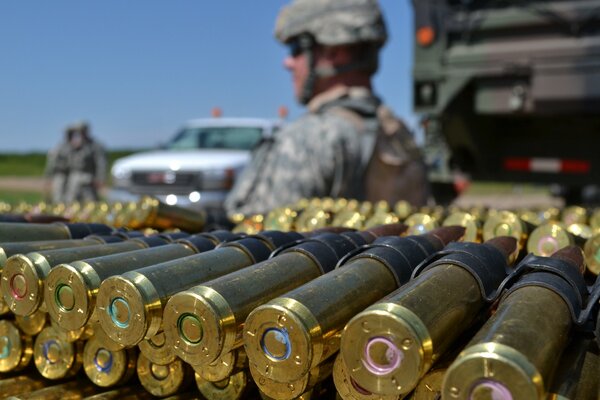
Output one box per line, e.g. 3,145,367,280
288,40,304,58
287,35,314,58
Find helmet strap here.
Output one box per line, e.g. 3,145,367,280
298,35,318,105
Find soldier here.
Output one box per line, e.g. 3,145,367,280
44,122,107,203
225,0,429,217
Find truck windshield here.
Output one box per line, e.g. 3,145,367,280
166,127,264,151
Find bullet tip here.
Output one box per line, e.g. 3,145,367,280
363,223,408,238
485,236,518,261
552,245,585,275
304,226,356,237
428,225,466,247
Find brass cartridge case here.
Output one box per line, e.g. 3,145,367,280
244,229,460,384
137,353,193,397
0,297,8,316
45,235,215,332
196,369,251,400
2,236,167,316
81,386,155,400
584,233,600,275
547,335,599,400
409,365,446,400
341,237,516,396
7,380,99,400
14,310,47,336
194,348,248,383
130,196,207,232
333,355,397,400
443,211,482,243
295,208,332,232
138,331,176,366
561,205,588,226
394,200,413,220
483,210,534,251
263,207,297,231
590,209,600,232
0,319,33,372
404,213,439,235
92,319,125,352
567,223,594,240
97,231,303,348
0,221,112,243
250,357,334,400
163,230,381,366
83,336,137,387
442,248,583,400
0,374,47,398
33,326,83,379
364,212,399,230
519,209,544,226
526,221,581,258
0,236,114,269
49,311,95,343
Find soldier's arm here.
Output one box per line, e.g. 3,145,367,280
44,148,58,177
93,143,107,185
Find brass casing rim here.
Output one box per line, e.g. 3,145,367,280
442,342,544,400
0,297,9,316
164,285,236,366
0,248,7,269
2,253,50,316
196,369,247,400
0,320,33,373
249,362,310,400
83,336,135,387
15,310,47,336
443,212,481,243
244,297,322,383
405,214,439,235
526,223,573,257
482,211,528,250
333,355,397,400
137,353,188,397
97,273,161,347
583,233,600,275
33,326,82,379
92,321,126,352
193,349,247,383
341,303,432,396
138,331,177,366
45,262,100,331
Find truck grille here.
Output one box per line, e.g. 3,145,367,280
131,171,198,189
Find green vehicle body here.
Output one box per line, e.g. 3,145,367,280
412,0,600,192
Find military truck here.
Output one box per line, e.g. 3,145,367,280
412,0,600,203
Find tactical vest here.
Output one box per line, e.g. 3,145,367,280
327,105,429,206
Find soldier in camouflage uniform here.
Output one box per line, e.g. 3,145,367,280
45,122,107,203
225,0,428,217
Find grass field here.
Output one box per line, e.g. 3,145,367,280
0,150,139,205
0,150,138,177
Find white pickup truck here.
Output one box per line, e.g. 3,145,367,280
108,117,282,210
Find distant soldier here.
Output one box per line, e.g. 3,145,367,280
45,122,107,203
225,0,429,217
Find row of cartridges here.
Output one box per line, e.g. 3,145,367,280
0,199,597,399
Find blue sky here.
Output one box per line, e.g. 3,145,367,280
0,1,415,152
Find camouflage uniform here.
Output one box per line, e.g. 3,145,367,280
225,86,380,216
225,0,429,216
45,124,107,203
63,139,106,202
44,141,71,204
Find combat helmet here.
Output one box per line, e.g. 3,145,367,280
275,0,387,47
275,0,387,104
